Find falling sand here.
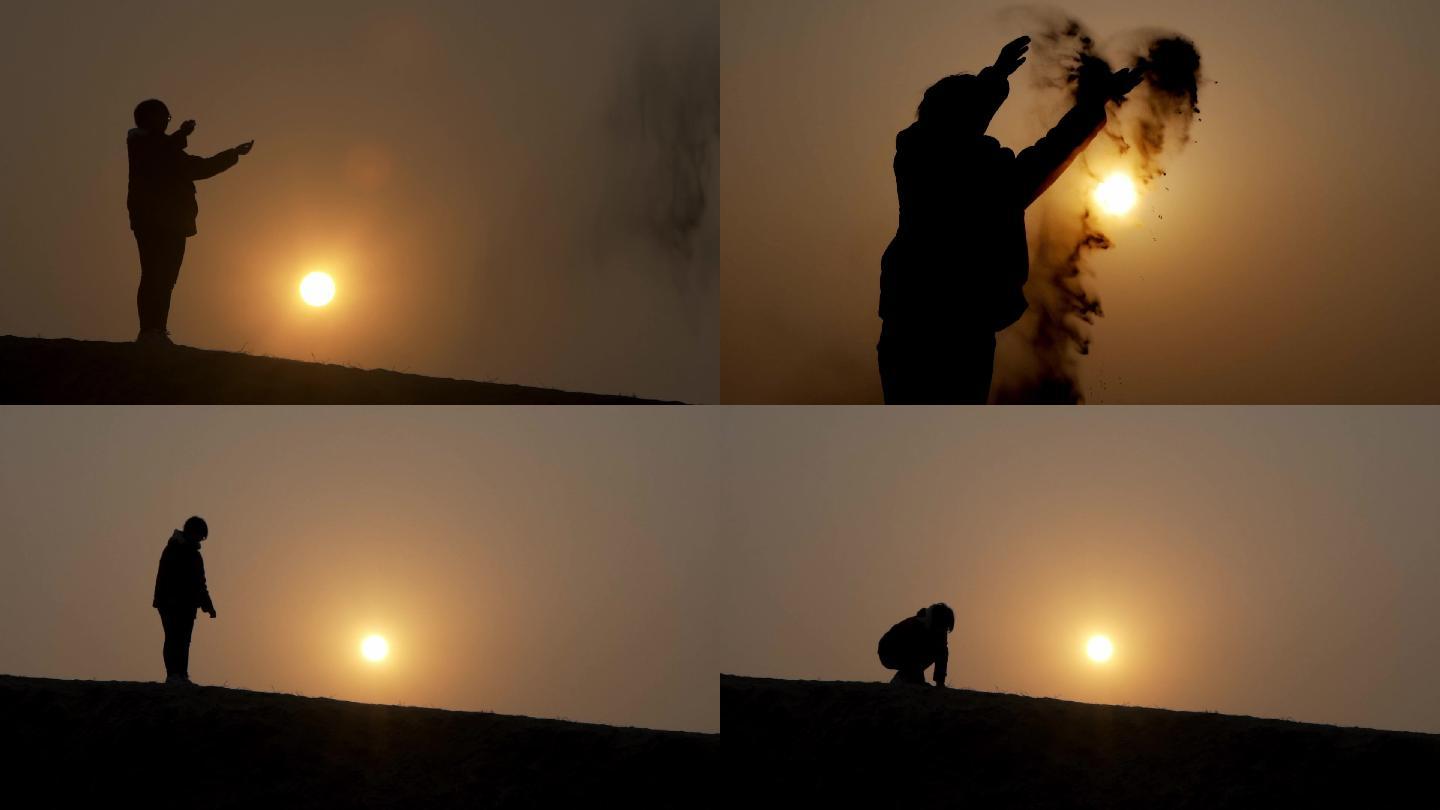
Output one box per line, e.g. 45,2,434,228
994,12,1203,403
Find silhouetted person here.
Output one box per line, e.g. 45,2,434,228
152,515,217,684
127,99,254,346
878,38,1144,403
878,603,955,686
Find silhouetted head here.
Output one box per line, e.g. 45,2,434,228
921,602,956,634
182,515,209,543
134,99,171,133
917,74,1008,137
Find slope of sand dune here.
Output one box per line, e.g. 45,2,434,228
0,336,674,404
722,675,1439,808
2,674,714,808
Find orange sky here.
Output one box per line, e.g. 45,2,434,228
3,0,1439,749
0,408,718,733
717,407,1440,734
723,0,1440,402
0,1,717,402
3,406,1438,734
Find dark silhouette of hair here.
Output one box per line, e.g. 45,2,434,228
183,515,208,539
915,74,1008,137
134,99,169,128
917,75,978,121
930,603,955,633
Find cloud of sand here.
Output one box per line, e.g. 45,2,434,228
993,9,1202,403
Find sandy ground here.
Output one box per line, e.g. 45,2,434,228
0,336,674,404
1,674,715,808
722,674,1439,808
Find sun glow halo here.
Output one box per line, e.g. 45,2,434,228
1093,173,1139,216
300,271,336,307
1086,634,1115,663
361,634,389,662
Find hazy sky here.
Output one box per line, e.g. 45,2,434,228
0,1,717,402
723,0,1440,403
717,407,1440,734
0,408,718,733
4,406,1438,735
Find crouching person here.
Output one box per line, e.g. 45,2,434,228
878,602,954,686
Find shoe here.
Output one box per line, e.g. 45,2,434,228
136,329,174,347
165,675,193,686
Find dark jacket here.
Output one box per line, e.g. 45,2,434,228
878,611,950,685
126,128,239,236
153,530,215,614
880,84,1108,335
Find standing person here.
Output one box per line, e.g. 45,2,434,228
877,37,1143,403
878,603,954,687
152,516,217,685
126,99,254,345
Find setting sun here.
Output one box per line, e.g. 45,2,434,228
361,634,389,662
1087,635,1115,663
1093,173,1139,216
300,271,336,307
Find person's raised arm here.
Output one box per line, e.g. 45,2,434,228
981,35,1030,84
963,36,1031,136
186,140,252,181
166,119,196,150
1014,61,1144,207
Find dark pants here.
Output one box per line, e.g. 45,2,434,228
880,649,936,685
890,669,927,685
134,230,187,333
159,608,196,679
877,322,996,404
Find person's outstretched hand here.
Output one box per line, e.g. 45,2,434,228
1109,66,1145,100
1078,58,1146,105
991,36,1030,77
235,141,254,156
206,607,217,619
177,119,196,137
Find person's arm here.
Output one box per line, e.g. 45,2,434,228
166,119,196,150
959,36,1029,141
195,552,216,617
982,35,1029,87
933,638,948,686
153,549,168,609
1014,62,1145,208
186,149,241,181
1012,102,1107,208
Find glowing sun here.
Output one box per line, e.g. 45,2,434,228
1094,173,1139,216
361,634,389,662
300,271,336,307
1087,634,1115,663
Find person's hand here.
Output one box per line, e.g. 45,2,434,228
1077,57,1145,105
1109,66,1144,100
991,36,1030,77
235,141,254,156
177,120,196,136
206,608,217,619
